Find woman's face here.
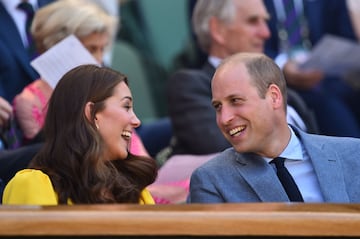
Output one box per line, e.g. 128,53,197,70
95,82,141,160
80,32,110,64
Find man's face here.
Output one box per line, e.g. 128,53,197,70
211,62,277,154
218,0,270,55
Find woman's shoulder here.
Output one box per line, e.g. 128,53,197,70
12,168,50,182
2,169,58,205
140,188,155,205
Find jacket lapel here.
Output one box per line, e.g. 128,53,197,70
234,153,290,202
0,3,38,79
295,129,349,202
0,4,25,53
202,61,215,78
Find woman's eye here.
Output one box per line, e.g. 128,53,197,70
124,104,132,111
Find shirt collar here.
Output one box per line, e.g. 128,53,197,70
280,126,304,160
263,126,304,163
208,56,222,68
2,0,38,12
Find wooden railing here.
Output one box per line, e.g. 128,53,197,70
0,203,360,238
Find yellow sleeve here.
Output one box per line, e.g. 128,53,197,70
139,188,155,204
2,169,58,205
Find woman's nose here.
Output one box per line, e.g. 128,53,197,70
131,113,141,128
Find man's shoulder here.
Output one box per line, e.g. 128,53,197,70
299,129,360,142
170,68,212,82
196,148,239,170
170,62,214,81
296,128,360,151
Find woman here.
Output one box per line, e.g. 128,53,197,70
14,0,114,140
3,65,158,205
13,0,149,156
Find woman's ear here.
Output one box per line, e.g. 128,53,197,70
84,101,94,122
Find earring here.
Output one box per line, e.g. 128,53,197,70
95,122,99,130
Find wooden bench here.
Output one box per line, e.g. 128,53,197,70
0,203,360,238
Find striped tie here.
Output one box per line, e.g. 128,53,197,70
282,0,302,48
17,1,35,57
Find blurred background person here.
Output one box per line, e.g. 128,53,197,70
13,0,115,146
264,0,360,137
0,0,54,103
0,0,54,149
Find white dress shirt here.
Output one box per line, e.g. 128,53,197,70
264,126,324,202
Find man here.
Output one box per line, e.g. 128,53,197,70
188,53,360,203
0,0,54,150
0,0,54,103
167,0,317,156
264,0,360,137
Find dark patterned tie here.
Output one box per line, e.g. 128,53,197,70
282,0,302,48
270,157,304,202
17,1,35,57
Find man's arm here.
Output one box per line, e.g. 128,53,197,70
188,167,224,203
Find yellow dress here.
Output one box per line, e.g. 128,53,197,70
2,169,155,205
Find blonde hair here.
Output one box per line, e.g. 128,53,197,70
31,0,118,53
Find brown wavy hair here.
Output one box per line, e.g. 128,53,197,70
30,65,157,204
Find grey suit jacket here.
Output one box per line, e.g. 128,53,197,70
189,127,360,203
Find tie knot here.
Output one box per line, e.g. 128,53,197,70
17,1,34,18
270,157,286,169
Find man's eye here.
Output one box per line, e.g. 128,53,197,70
213,103,221,111
231,98,242,104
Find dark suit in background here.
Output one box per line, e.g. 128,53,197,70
264,0,360,137
264,0,356,59
168,62,229,155
0,0,53,102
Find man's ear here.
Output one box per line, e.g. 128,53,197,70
268,84,283,109
209,16,227,45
